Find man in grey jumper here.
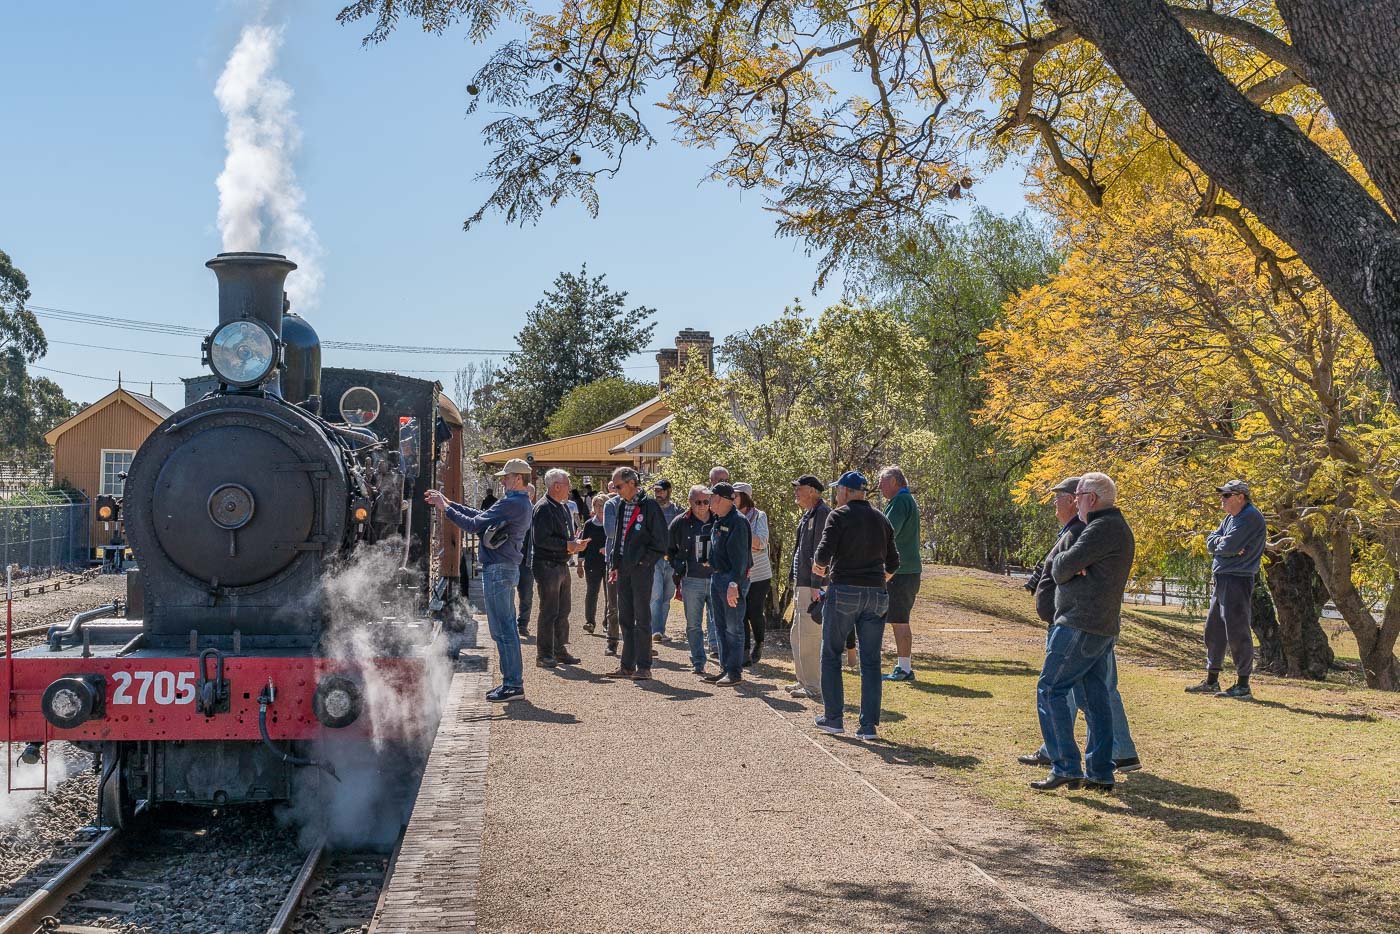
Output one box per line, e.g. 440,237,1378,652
1187,479,1266,699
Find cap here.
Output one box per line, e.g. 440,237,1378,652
733,482,754,497
1216,479,1250,496
1050,476,1081,495
831,470,868,491
710,482,736,500
792,474,825,492
494,458,532,478
653,478,672,490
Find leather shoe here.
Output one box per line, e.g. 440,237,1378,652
633,670,652,681
605,643,618,656
1083,780,1114,793
555,652,582,665
535,656,558,669
1030,774,1082,791
1017,751,1052,768
603,668,634,679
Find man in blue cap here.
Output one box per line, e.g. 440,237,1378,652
811,470,901,740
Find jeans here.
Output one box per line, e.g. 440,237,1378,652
516,564,534,630
650,561,677,636
1036,640,1137,761
583,562,605,627
534,561,571,660
710,577,749,677
616,564,656,672
820,584,888,733
680,576,713,671
483,563,524,689
1037,624,1117,783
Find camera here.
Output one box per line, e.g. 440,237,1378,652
1024,562,1045,593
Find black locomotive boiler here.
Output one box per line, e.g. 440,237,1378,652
3,252,459,825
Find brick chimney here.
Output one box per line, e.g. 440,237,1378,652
656,347,679,388
675,329,714,374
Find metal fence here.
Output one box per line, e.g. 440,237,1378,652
0,499,91,572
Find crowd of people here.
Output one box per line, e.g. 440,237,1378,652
424,460,1265,793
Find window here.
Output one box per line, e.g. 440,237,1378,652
100,450,135,496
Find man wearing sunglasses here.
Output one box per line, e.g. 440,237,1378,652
1187,480,1266,699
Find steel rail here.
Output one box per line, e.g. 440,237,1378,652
265,840,326,934
0,826,123,934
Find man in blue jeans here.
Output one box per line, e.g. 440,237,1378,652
425,457,534,702
1018,476,1140,772
811,471,900,741
649,478,685,640
668,484,714,674
703,482,751,686
1032,471,1136,792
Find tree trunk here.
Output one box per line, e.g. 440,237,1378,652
1044,0,1400,405
1260,551,1335,680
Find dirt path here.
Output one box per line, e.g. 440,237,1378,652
475,576,1208,933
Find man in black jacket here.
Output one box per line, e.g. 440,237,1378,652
668,485,715,675
1018,478,1142,773
786,474,830,700
704,482,752,686
604,467,670,681
1031,471,1136,793
533,468,587,669
811,471,900,741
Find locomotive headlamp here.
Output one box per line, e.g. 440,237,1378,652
312,675,362,729
41,675,106,730
207,318,278,388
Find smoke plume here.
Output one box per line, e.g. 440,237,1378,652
214,24,325,309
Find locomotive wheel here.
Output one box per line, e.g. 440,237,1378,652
99,742,136,829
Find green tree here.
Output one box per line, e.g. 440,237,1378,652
862,210,1061,569
481,266,655,446
0,250,75,457
545,376,656,439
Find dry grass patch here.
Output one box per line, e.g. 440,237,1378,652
814,567,1400,933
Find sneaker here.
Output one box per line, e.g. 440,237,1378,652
1216,682,1252,699
715,673,742,686
1113,757,1143,773
1083,780,1115,794
535,656,558,669
555,652,582,665
701,672,724,683
790,686,810,699
883,665,916,682
582,622,596,634
633,670,653,682
855,727,878,742
707,649,719,660
814,715,844,735
1185,678,1220,694
603,668,634,679
486,685,524,702
691,666,706,676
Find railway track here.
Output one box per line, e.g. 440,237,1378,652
0,811,402,934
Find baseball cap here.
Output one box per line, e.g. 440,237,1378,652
732,482,754,497
653,478,672,491
1216,479,1250,495
792,474,825,492
710,482,736,500
494,458,532,478
831,470,868,491
1050,476,1081,495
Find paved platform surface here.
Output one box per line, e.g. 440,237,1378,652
473,579,1209,934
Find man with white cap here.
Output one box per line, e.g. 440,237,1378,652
425,458,534,701
1187,479,1266,699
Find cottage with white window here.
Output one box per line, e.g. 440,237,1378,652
43,387,173,548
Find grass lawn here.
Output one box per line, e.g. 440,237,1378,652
824,566,1400,933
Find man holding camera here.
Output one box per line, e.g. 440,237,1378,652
787,474,830,700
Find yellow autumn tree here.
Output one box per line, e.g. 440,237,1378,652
982,158,1400,690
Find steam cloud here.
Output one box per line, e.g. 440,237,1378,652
279,542,455,850
215,24,325,309
0,743,77,826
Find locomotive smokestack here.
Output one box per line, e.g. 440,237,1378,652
205,251,297,395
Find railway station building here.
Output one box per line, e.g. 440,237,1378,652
478,328,714,489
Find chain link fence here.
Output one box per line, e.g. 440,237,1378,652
0,495,91,572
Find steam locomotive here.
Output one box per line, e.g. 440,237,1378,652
2,252,464,825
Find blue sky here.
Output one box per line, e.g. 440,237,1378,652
1,1,1031,411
